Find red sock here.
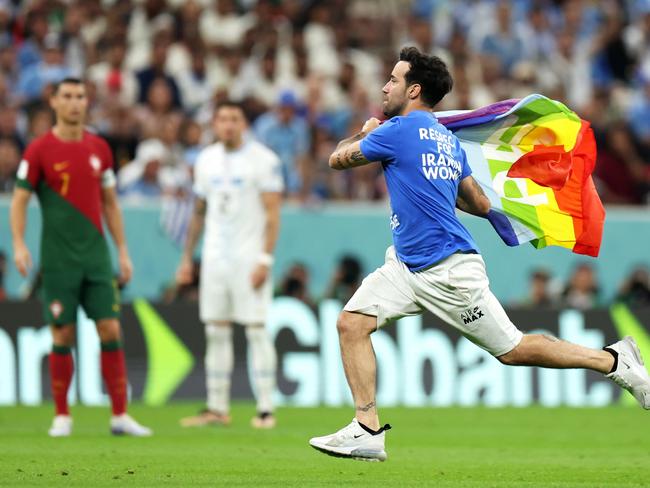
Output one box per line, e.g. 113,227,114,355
101,342,127,415
49,347,74,416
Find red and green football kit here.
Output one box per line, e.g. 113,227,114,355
16,130,120,325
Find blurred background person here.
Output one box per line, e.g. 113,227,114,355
0,137,20,192
616,266,650,307
277,261,314,308
561,263,601,310
323,254,363,304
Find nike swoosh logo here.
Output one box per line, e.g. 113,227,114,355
353,434,364,439
54,162,69,171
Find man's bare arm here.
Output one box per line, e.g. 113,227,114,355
329,139,373,171
101,186,128,253
101,186,133,283
261,192,282,256
456,176,490,216
10,187,33,277
181,198,206,261
176,198,206,285
329,118,381,171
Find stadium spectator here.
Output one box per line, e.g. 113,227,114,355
133,77,184,139
118,138,168,200
626,67,650,160
87,39,138,107
594,122,648,204
561,263,601,310
0,40,19,102
519,269,557,308
135,32,182,108
0,137,20,192
27,108,54,142
0,105,24,151
17,33,74,103
254,90,310,197
277,261,314,308
479,1,526,76
324,254,363,304
616,266,650,307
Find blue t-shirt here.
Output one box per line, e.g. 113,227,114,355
360,110,479,271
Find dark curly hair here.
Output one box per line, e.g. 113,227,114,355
399,46,453,108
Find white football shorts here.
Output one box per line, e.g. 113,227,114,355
199,257,273,325
344,246,523,357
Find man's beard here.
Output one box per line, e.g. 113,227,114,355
382,98,405,118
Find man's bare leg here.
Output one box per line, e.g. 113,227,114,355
498,334,615,373
337,311,380,431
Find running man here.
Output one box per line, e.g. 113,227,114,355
309,47,650,462
177,101,283,429
10,78,151,437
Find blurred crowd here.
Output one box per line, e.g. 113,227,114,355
0,0,649,203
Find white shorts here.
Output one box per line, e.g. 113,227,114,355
344,246,523,357
199,258,272,325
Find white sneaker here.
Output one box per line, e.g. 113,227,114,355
48,415,72,437
309,419,391,462
110,414,153,437
606,336,650,409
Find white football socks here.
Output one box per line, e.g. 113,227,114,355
205,323,233,414
245,326,277,414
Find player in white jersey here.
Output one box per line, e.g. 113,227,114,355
177,102,283,429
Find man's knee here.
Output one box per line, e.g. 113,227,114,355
96,319,121,342
51,325,75,347
336,312,375,337
497,341,527,366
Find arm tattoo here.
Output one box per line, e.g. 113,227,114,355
356,401,376,412
349,150,366,163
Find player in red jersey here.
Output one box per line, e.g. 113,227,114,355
10,78,152,437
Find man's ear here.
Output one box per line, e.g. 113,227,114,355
408,84,421,100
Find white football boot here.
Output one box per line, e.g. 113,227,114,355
605,336,650,409
309,418,391,462
110,414,153,437
48,415,72,437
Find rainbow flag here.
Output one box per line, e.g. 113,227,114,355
437,94,605,257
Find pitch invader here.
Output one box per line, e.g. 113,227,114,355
177,102,283,429
10,78,151,437
309,47,650,462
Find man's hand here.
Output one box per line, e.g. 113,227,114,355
362,117,381,134
13,242,32,277
176,256,193,285
250,263,269,290
118,249,133,284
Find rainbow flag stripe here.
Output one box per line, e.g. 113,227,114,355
437,94,605,257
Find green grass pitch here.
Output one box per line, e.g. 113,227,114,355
1,403,649,487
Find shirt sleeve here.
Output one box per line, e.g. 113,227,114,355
257,148,285,193
15,142,42,191
359,119,399,163
459,145,472,180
